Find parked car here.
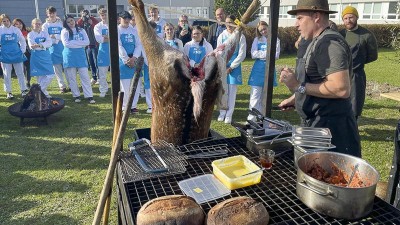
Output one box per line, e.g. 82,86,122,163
192,20,215,27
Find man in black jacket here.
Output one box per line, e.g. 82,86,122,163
175,14,192,46
206,8,226,49
77,9,99,85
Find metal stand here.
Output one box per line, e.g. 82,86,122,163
386,120,400,208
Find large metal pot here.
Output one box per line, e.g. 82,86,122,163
293,145,330,168
296,152,379,220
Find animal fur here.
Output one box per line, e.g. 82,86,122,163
128,0,259,145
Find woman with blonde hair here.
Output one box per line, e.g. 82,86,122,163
27,18,54,97
163,23,183,52
0,14,28,99
247,20,280,121
216,15,247,124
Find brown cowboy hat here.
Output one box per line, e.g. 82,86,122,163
287,0,337,15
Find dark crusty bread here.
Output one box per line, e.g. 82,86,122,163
207,196,269,225
136,195,205,225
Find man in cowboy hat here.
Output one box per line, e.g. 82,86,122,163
278,0,361,157
340,6,378,120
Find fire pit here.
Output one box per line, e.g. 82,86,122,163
8,84,65,126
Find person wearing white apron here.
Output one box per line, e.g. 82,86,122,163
61,15,95,104
183,26,213,68
140,51,153,114
94,8,110,97
0,14,28,99
118,11,142,112
163,23,184,52
127,11,146,113
42,6,69,93
27,18,54,98
247,21,280,121
216,15,246,124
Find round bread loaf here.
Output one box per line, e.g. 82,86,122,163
207,196,269,225
136,195,205,225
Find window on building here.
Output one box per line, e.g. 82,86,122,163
66,4,108,18
363,2,382,19
203,8,208,17
278,5,295,19
329,4,339,19
388,2,400,19
260,6,270,18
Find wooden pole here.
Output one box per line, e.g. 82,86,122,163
92,58,144,225
261,0,280,118
101,92,123,225
107,0,121,120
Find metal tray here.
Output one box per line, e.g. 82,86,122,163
241,134,292,154
292,126,332,139
291,139,336,149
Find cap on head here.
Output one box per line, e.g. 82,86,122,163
82,9,90,15
118,11,132,19
287,0,337,15
342,6,358,18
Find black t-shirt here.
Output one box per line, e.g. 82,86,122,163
295,29,353,119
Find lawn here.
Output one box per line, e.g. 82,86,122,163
0,48,399,224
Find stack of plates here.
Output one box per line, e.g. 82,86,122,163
291,126,335,149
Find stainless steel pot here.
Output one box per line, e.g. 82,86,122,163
293,145,328,168
296,152,380,220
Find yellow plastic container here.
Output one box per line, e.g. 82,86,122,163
212,155,262,190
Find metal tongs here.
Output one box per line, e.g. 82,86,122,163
181,138,229,159
128,138,169,173
248,108,292,131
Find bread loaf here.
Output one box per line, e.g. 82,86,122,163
137,195,205,225
207,196,269,225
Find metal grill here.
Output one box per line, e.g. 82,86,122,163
118,137,400,225
119,140,188,183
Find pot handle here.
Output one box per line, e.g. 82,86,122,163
298,180,334,197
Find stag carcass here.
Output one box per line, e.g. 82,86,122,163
128,0,259,145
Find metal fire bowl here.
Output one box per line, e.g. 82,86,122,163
8,97,65,126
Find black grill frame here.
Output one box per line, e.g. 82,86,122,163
117,137,400,225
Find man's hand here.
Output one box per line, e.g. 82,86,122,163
279,67,299,93
226,67,233,74
278,95,295,111
126,56,137,68
180,28,188,36
103,35,109,42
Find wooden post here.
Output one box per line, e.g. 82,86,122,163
261,0,280,118
107,0,121,120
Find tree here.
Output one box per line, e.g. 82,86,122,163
215,0,261,23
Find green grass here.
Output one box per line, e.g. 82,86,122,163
0,48,399,224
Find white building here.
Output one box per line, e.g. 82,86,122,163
259,0,400,27
0,0,215,25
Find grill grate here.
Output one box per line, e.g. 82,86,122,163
119,140,188,183
118,137,400,225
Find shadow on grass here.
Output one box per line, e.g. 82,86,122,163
0,172,86,225
2,213,79,225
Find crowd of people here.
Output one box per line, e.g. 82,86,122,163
0,5,280,119
0,1,379,158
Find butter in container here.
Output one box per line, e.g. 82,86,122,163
212,155,262,190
